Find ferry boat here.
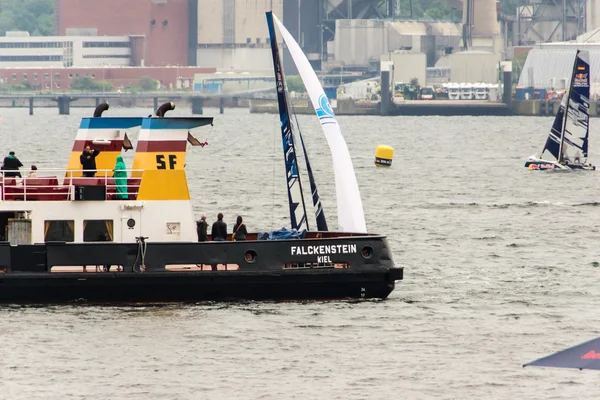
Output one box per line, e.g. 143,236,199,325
0,16,403,304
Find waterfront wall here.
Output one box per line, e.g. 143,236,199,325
249,99,600,117
512,99,600,117
249,99,380,115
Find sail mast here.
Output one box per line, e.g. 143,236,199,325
266,11,310,231
558,50,580,163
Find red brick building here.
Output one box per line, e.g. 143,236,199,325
55,0,194,67
0,66,216,91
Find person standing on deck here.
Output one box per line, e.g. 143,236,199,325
210,213,227,271
197,214,208,242
232,215,248,241
80,145,100,177
113,155,128,200
211,213,227,241
2,151,23,177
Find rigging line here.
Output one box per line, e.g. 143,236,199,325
288,97,309,207
272,113,277,228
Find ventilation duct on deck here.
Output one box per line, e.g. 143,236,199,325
93,102,110,117
156,102,175,118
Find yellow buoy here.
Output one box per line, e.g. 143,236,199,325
375,145,394,167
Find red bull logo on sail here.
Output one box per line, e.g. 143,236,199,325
573,73,588,87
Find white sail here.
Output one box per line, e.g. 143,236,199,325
273,14,367,233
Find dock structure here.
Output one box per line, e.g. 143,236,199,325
389,100,511,116
250,98,511,116
4,92,595,118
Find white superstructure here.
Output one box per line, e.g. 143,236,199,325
0,109,212,245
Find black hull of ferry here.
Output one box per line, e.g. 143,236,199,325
0,269,400,304
0,236,402,304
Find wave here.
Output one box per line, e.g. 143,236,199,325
573,202,600,207
474,236,499,240
420,201,567,209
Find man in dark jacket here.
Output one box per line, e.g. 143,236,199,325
197,213,208,242
80,145,100,177
2,151,23,177
211,212,227,241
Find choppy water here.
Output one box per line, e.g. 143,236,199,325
1,106,600,399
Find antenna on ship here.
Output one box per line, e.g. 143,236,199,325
156,102,175,118
93,102,110,117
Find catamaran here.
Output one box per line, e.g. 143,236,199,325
525,50,595,171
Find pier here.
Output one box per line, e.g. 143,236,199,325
0,92,595,118
0,92,258,115
250,98,511,116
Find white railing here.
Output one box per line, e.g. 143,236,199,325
0,168,145,201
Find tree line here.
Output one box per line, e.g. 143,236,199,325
0,0,54,36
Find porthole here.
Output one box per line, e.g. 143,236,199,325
127,218,136,228
361,245,373,260
245,250,257,263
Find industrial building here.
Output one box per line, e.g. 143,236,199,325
515,1,600,97
55,1,504,76
0,33,134,68
196,0,283,71
0,0,596,94
518,43,600,97
55,0,193,67
506,0,590,45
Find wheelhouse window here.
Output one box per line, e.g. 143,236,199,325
44,220,74,242
83,220,113,242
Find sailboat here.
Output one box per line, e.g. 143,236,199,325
266,11,367,233
525,50,595,171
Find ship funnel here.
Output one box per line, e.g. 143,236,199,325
93,102,110,117
65,117,143,177
156,102,175,118
132,116,214,200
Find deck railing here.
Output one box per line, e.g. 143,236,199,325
0,169,145,201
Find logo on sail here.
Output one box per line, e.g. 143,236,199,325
316,94,336,123
581,350,600,359
573,72,588,87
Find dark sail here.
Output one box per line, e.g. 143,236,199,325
524,336,600,370
542,50,590,161
266,11,309,231
562,50,590,158
542,94,566,161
